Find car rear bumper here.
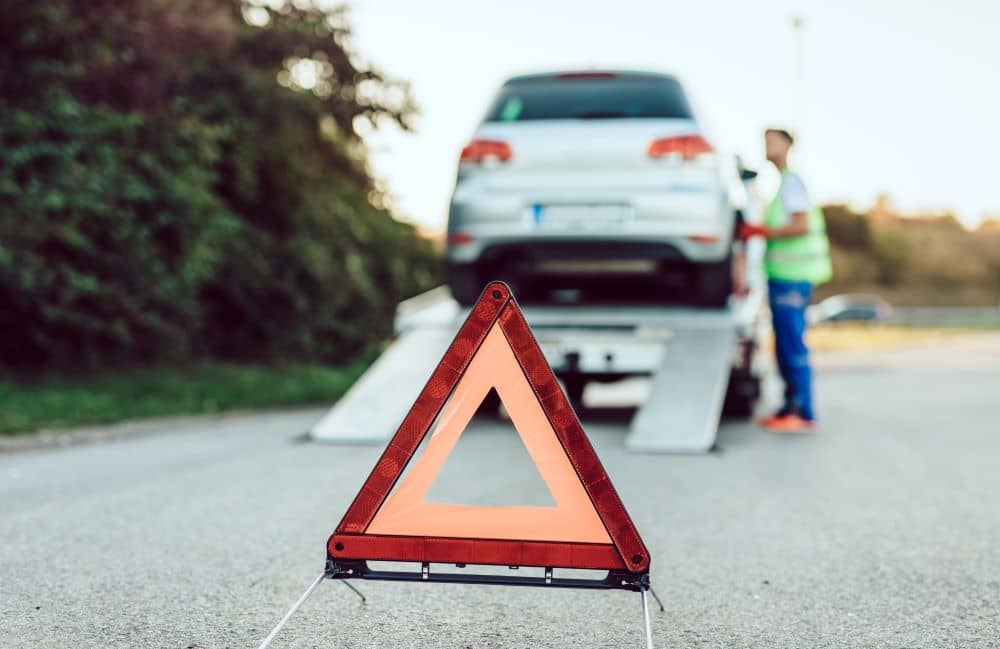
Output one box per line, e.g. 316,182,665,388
448,230,730,266
447,186,733,264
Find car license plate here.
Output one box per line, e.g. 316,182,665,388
528,204,633,230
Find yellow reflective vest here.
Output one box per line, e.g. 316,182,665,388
764,170,833,284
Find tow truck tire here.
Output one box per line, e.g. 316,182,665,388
723,369,759,419
562,377,587,411
694,257,733,308
476,388,502,417
448,264,481,306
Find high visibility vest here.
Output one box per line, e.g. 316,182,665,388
764,170,833,284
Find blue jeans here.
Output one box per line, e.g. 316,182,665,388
768,280,815,421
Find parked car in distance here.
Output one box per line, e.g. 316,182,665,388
445,69,748,307
808,294,894,324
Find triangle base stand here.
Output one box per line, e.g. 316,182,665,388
256,561,663,649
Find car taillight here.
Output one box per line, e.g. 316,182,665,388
647,135,714,161
459,139,513,165
448,231,474,245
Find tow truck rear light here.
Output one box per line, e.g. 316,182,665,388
647,135,714,161
459,139,513,165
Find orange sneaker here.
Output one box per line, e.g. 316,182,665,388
757,411,790,427
760,413,814,433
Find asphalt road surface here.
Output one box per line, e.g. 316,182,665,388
2,335,998,648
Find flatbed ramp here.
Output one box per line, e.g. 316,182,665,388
625,327,734,452
310,288,761,453
307,327,454,444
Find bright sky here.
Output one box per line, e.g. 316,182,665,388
346,0,1000,230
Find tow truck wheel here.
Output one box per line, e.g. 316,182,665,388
563,377,587,410
723,369,759,419
476,388,502,417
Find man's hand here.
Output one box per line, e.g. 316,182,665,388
739,223,768,241
770,211,810,238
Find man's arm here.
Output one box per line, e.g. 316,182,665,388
766,173,811,238
764,211,810,238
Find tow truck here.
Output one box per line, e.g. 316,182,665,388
310,265,765,453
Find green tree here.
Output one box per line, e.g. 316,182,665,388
822,204,871,250
0,0,440,369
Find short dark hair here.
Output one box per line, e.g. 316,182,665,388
766,128,795,145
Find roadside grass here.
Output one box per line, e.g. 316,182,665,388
0,360,371,435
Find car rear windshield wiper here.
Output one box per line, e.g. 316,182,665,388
575,111,627,119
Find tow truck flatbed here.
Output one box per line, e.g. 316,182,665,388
309,284,764,453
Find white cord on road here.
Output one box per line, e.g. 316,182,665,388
641,587,654,649
257,572,326,649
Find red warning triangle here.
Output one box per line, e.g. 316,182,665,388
328,282,650,574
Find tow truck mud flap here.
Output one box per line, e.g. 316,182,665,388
310,328,454,443
625,328,735,453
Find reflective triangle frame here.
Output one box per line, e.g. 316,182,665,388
327,281,650,579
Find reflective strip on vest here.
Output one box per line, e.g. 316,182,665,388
766,248,828,264
764,171,833,284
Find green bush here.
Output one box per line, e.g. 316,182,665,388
870,230,912,286
0,0,440,369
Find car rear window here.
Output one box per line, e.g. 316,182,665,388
484,76,693,122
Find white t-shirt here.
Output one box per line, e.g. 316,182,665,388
780,172,811,217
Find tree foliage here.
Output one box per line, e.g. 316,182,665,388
821,202,1000,304
823,204,871,251
0,0,440,368
869,230,911,286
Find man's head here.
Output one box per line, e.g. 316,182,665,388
765,128,795,166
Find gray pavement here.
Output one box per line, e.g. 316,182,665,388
1,338,999,648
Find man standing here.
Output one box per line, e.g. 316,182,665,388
740,129,832,432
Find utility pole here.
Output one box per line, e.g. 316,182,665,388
791,14,807,170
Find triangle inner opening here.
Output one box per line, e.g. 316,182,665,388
424,387,557,507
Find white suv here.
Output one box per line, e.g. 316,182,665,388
446,69,747,306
